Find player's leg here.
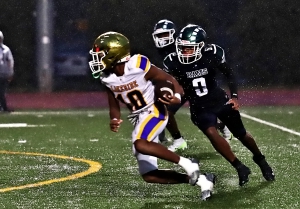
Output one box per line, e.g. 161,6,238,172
134,142,188,184
190,107,251,186
0,78,8,112
166,97,188,152
158,129,169,146
219,106,275,181
202,127,251,186
134,137,215,200
217,118,233,142
166,111,187,151
244,133,275,181
132,104,199,185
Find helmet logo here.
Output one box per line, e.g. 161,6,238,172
190,35,197,41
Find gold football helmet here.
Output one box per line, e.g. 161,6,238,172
89,31,130,78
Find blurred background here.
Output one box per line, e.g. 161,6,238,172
0,0,299,93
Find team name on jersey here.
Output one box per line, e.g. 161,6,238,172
111,80,139,92
186,68,208,78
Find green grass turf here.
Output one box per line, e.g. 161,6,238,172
0,106,299,209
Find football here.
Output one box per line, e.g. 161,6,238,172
154,80,174,102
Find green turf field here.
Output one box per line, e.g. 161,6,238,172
0,106,299,209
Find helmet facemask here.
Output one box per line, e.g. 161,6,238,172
152,29,175,48
89,50,107,78
176,39,204,64
89,49,130,78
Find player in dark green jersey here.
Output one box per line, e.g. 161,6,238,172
152,20,232,152
163,24,275,186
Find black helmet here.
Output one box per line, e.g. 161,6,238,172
176,24,207,64
152,19,176,48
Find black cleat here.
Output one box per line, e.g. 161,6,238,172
236,164,251,186
253,156,275,181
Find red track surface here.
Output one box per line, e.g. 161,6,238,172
7,89,300,110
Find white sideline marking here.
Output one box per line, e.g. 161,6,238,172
7,110,300,136
241,113,300,137
11,110,108,115
0,123,55,128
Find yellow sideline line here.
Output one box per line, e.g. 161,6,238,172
0,150,102,193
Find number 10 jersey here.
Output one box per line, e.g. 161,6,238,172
100,54,155,113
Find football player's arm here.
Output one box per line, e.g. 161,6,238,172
219,62,240,110
145,65,184,105
106,87,123,132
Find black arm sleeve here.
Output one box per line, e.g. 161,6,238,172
218,62,238,99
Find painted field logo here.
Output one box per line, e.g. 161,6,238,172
0,151,102,192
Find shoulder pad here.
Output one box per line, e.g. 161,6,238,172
204,44,226,63
163,52,177,62
128,54,151,72
162,52,177,73
161,52,173,61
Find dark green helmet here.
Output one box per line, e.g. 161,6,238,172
176,24,207,64
89,32,131,78
152,19,176,48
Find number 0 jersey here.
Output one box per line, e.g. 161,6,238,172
163,44,238,108
100,54,155,113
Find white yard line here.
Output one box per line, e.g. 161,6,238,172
240,113,300,137
0,123,28,127
10,110,109,115
0,123,56,128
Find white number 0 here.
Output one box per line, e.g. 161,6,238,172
192,77,208,97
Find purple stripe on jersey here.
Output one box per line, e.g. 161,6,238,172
139,56,148,71
140,117,161,140
140,107,166,140
156,104,166,120
158,109,165,120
